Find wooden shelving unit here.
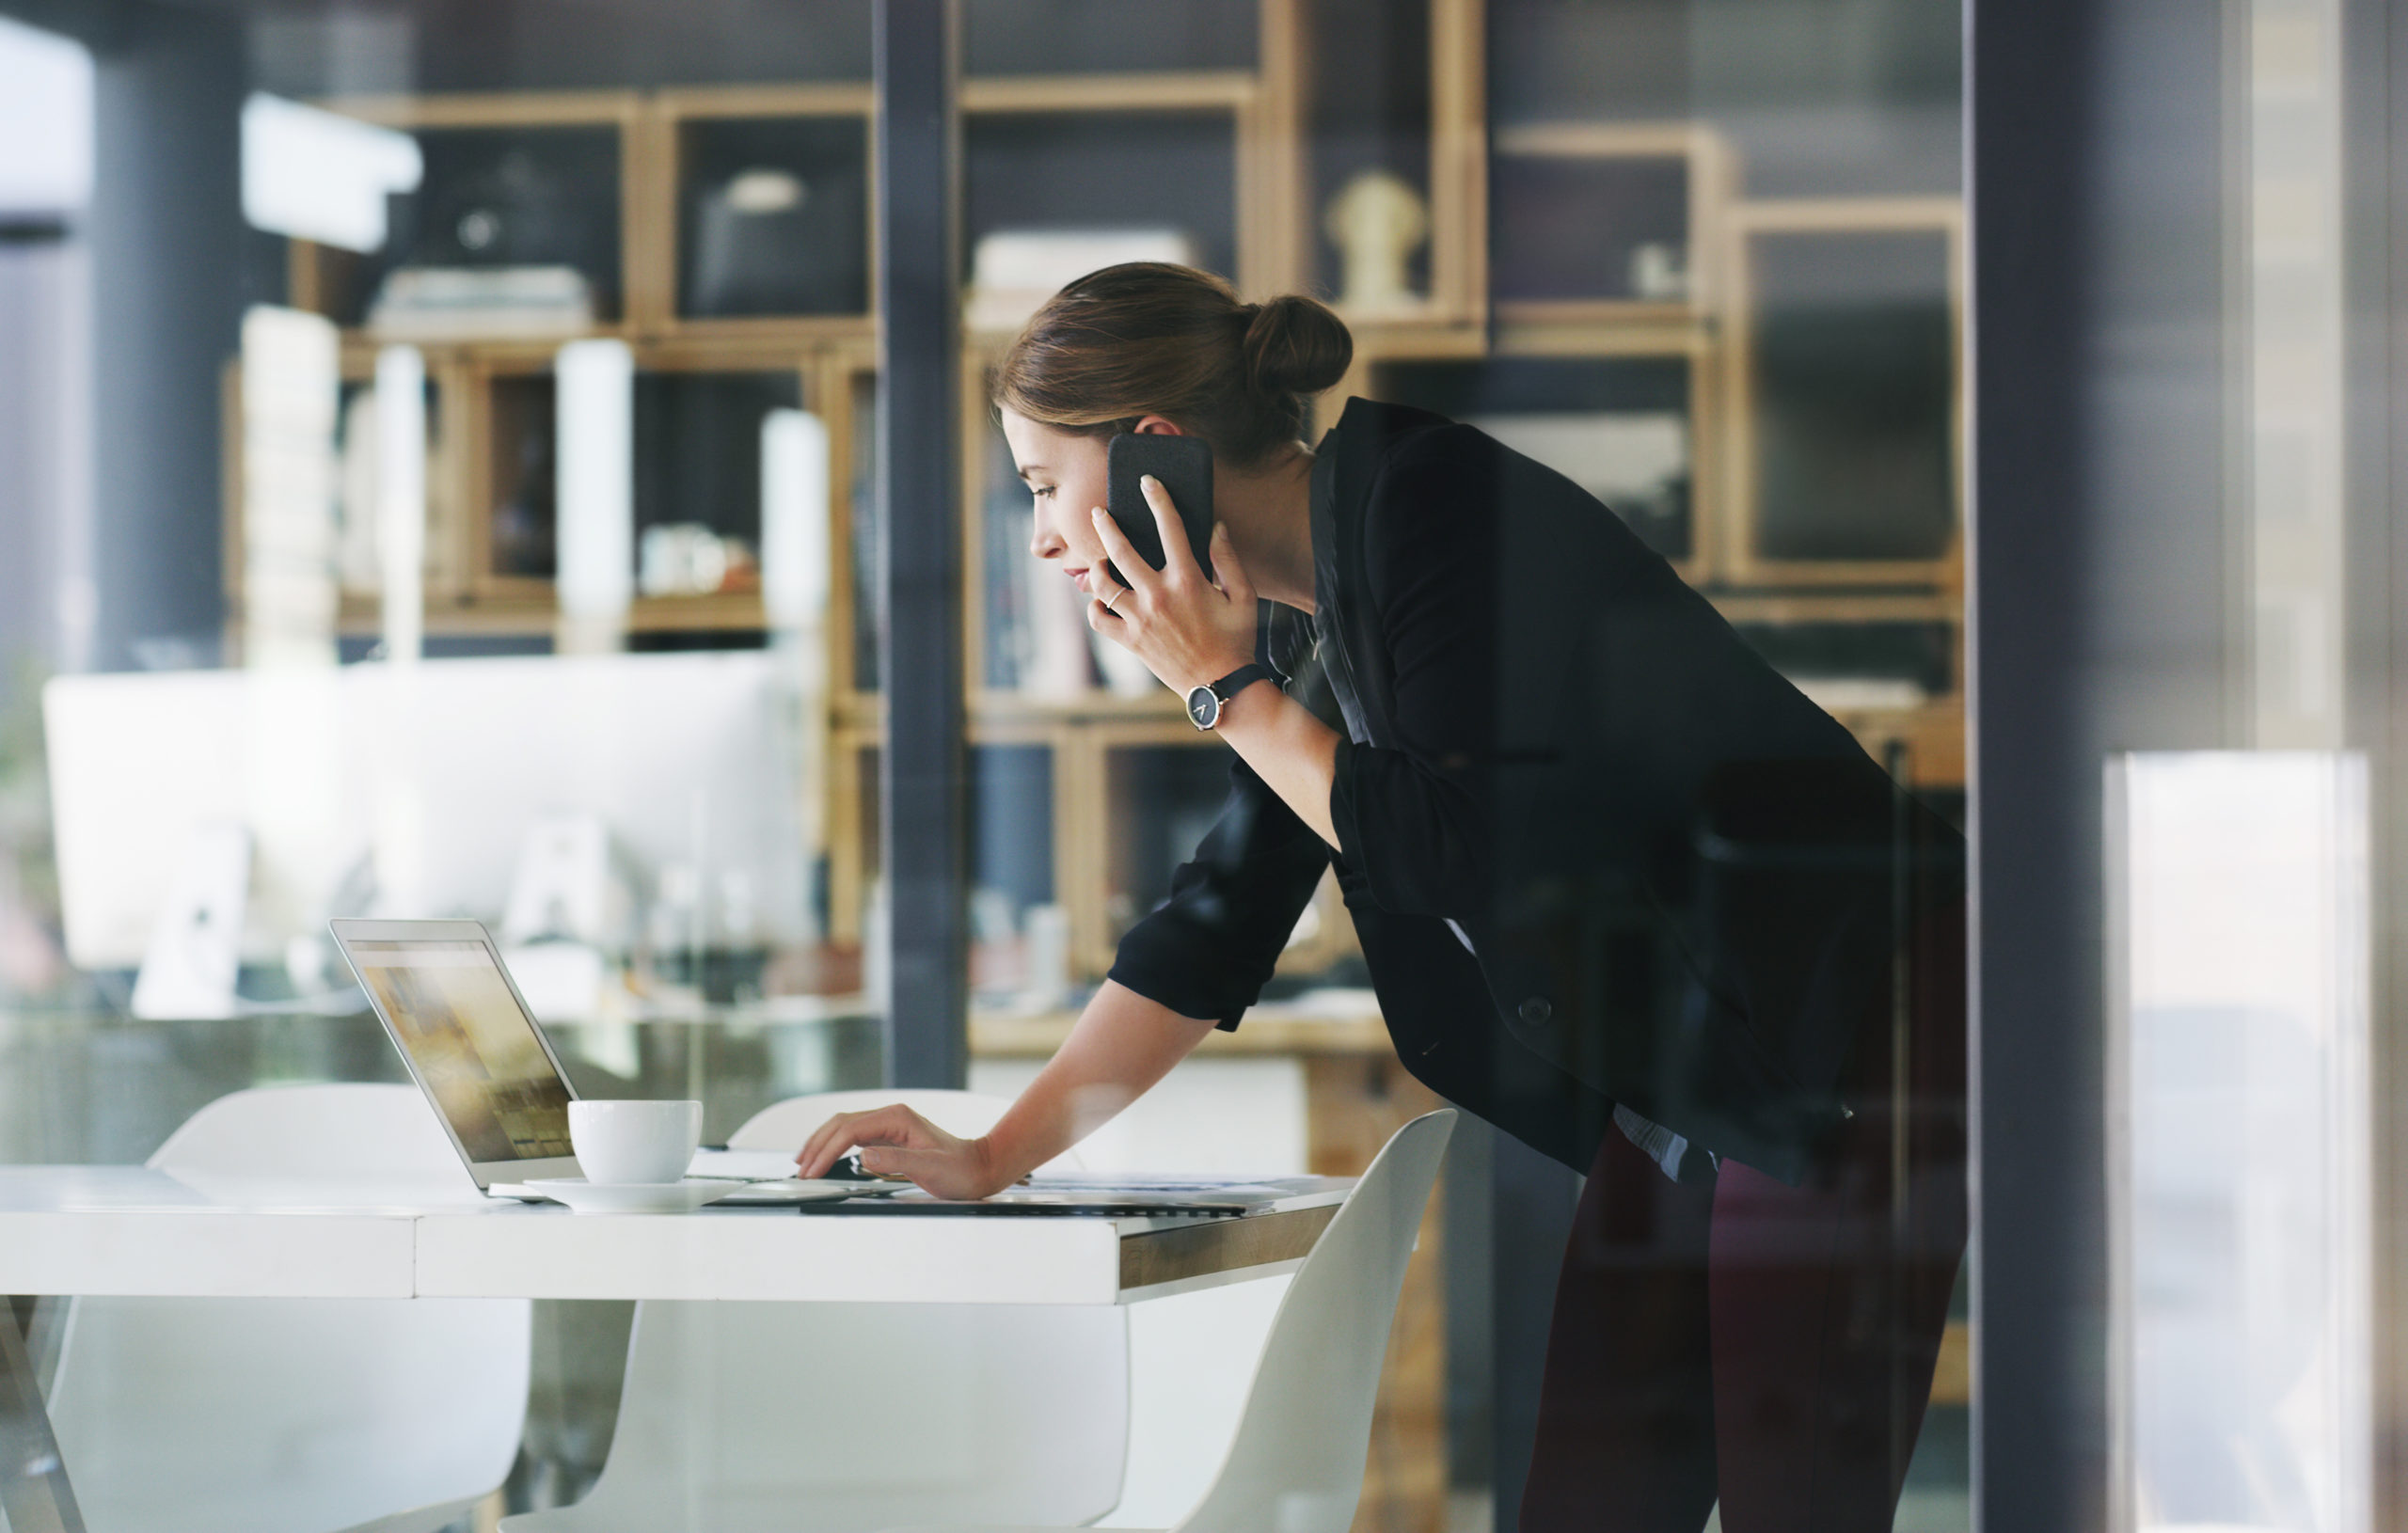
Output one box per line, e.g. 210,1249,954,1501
242,0,1968,983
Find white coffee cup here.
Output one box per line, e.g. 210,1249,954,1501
569,1099,703,1185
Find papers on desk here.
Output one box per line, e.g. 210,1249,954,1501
807,1174,1353,1220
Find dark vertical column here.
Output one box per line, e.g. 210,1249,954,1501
84,1,245,672
0,227,78,702
1972,1,2235,1529
873,0,968,1089
2347,0,2402,1517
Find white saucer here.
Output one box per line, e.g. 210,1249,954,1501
525,1177,745,1214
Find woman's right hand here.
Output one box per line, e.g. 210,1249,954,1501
794,1104,1012,1201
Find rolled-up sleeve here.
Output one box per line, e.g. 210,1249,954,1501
1107,755,1332,1029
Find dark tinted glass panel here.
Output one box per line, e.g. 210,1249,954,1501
964,111,1238,283
1491,154,1688,304
1750,229,1953,561
678,117,869,318
339,125,625,327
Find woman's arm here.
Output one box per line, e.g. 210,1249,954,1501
1209,679,1339,848
1088,456,1496,919
1085,492,1345,848
794,980,1218,1198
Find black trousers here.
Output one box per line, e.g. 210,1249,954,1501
1519,907,1968,1533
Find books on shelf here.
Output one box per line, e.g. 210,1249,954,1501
367,264,595,341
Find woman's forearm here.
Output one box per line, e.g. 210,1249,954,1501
1212,678,1341,848
976,979,1220,1184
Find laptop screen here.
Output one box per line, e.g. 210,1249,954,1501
345,938,575,1162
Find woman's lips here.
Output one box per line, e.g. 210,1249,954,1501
1066,567,1091,593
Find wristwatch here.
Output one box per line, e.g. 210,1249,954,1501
1186,662,1270,731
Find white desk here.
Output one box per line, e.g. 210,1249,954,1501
0,1165,1345,1533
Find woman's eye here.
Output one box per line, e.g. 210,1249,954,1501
1032,485,1056,500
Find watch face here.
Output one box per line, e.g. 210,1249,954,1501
1186,685,1218,729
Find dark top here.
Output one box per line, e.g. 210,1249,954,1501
1109,400,1963,1183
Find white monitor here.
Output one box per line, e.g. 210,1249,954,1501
44,649,809,970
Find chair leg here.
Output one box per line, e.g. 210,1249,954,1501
0,1295,87,1533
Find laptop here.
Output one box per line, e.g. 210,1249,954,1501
329,917,893,1206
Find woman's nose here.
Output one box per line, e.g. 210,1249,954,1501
1029,506,1064,561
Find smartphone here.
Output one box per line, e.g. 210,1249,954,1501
1104,433,1214,588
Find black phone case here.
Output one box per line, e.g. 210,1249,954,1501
1104,434,1214,587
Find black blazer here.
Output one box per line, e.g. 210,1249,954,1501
1113,400,1963,1183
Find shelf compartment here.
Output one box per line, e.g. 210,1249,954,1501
467,354,813,615
331,361,467,608
1370,349,1711,578
1299,0,1434,313
962,98,1247,317
669,103,873,324
1724,198,1963,586
1095,733,1237,974
301,96,638,338
1290,0,1486,328
968,740,1063,999
1490,122,1733,323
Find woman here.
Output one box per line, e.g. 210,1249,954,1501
799,263,1966,1533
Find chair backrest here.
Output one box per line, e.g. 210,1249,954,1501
1173,1109,1457,1533
146,1079,473,1180
50,1084,530,1533
504,1090,1127,1533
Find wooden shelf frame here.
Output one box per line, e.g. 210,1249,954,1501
295,91,650,340
1489,119,1738,329
1283,0,1490,332
1720,196,1969,592
640,84,881,342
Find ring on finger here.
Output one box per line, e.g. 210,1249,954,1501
1101,586,1124,613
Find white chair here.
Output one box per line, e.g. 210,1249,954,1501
45,1083,532,1533
499,1090,1131,1533
874,1107,1457,1533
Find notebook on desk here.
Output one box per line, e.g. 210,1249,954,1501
328,918,896,1207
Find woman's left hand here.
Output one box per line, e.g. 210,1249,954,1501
1086,476,1258,693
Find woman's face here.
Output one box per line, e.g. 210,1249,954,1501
1000,408,1182,598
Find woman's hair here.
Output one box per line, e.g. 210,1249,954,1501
992,262,1354,467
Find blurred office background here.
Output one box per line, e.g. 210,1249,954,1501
0,2,2400,1531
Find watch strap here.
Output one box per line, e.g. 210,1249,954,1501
1209,661,1271,703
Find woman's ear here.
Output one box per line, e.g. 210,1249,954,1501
1131,414,1185,436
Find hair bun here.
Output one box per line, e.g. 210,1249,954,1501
1242,293,1354,401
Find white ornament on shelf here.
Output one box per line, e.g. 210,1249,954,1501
1323,169,1429,313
